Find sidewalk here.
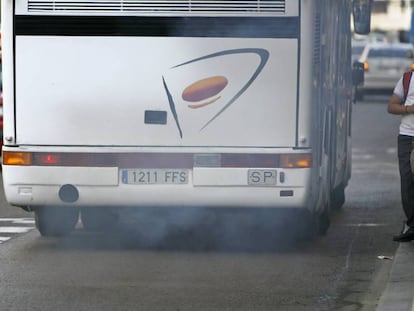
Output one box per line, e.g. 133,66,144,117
377,242,414,311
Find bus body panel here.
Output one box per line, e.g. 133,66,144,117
15,37,298,147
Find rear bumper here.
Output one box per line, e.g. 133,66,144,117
2,165,312,209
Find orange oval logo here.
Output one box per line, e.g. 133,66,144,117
182,76,228,102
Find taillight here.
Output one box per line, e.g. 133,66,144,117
34,154,62,165
3,151,32,165
3,152,62,166
364,62,369,71
2,152,313,168
280,154,312,168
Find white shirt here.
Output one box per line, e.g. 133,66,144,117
394,75,414,136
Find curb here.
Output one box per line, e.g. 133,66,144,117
376,243,414,311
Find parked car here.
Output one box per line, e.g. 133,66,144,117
357,42,414,100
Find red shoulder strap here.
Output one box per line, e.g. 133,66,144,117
403,71,413,101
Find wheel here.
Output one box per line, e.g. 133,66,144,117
80,207,118,232
332,183,346,210
316,209,331,236
289,209,319,242
295,209,331,239
35,206,79,237
355,89,364,101
316,188,332,236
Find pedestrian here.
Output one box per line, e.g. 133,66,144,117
387,71,414,242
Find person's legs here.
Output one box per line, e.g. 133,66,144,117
398,134,414,227
394,134,414,242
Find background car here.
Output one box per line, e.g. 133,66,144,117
357,42,414,100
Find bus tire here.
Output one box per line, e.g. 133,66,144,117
317,209,331,236
80,207,118,232
35,206,79,237
291,209,318,242
298,210,330,239
332,183,346,210
355,89,364,101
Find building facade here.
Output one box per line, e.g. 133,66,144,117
371,0,413,31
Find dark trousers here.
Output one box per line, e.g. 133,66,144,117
398,134,414,228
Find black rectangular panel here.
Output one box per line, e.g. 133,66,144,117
15,15,300,38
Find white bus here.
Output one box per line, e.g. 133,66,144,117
1,0,371,236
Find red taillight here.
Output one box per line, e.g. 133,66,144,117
34,154,62,165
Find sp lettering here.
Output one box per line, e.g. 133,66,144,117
248,170,277,186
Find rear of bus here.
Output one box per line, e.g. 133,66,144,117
1,0,316,212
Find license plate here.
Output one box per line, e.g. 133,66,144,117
248,169,277,186
122,169,189,184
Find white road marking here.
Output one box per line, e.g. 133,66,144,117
352,154,374,160
343,223,388,227
0,218,35,225
352,147,398,159
0,226,33,233
386,147,397,154
0,218,35,244
0,237,11,243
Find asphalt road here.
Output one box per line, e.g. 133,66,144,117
0,94,406,311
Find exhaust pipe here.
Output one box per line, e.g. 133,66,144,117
58,184,79,203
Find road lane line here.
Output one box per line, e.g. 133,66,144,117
0,237,11,243
0,227,33,233
0,218,35,224
342,223,388,227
